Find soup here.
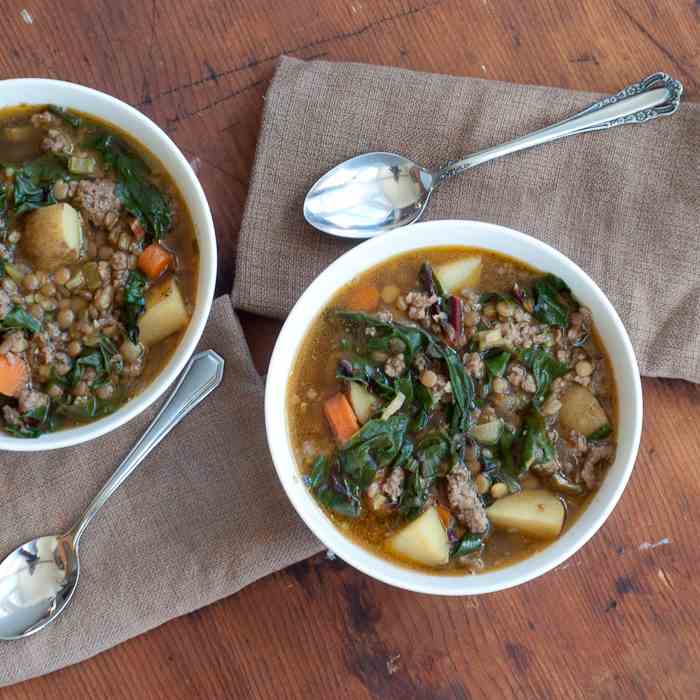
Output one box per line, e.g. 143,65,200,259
0,105,198,437
288,248,616,573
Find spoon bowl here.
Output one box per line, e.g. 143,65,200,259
304,152,433,237
0,535,78,640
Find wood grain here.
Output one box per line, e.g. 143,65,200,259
1,0,698,697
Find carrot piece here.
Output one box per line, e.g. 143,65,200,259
138,243,173,280
346,286,380,312
0,354,28,397
437,504,451,529
323,393,360,443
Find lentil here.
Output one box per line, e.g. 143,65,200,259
490,483,509,499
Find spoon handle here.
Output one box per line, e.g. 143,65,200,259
69,350,225,545
434,72,682,185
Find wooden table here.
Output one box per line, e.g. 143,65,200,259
2,1,699,697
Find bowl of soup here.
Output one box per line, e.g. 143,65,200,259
0,80,216,450
266,220,642,594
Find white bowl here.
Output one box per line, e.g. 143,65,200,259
266,220,643,595
0,79,216,451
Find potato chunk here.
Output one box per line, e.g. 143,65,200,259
348,382,378,424
434,256,482,295
22,203,82,271
559,384,609,438
486,490,565,540
385,507,449,566
138,275,189,347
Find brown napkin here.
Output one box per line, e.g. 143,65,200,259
234,57,700,383
0,297,321,687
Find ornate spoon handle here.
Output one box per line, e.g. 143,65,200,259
435,73,683,184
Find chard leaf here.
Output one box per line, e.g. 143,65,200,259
123,270,146,342
338,415,409,492
452,533,483,558
47,105,83,129
518,348,569,406
520,409,556,472
306,456,361,518
1,305,41,333
12,155,67,215
484,351,511,378
532,274,573,327
337,310,426,361
588,424,612,441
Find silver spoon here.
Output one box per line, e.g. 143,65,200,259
0,350,224,640
304,72,682,238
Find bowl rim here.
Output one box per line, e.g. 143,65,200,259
0,78,217,451
265,219,643,595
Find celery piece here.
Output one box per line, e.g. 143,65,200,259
68,156,96,175
4,262,24,285
83,262,102,290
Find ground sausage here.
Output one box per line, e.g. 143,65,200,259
383,466,405,502
75,179,122,226
447,463,489,533
17,388,49,414
2,405,21,426
0,289,11,319
41,128,73,155
30,111,57,128
581,443,614,490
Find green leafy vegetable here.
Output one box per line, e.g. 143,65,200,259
123,270,146,342
532,274,573,327
433,343,474,434
452,533,483,558
588,424,612,441
499,425,518,477
12,155,67,215
520,409,556,472
6,401,53,438
398,432,451,518
67,335,122,387
415,432,450,478
55,394,121,422
410,382,434,431
398,458,429,519
338,415,409,491
336,357,394,399
0,305,41,333
48,105,83,129
306,456,361,518
518,348,569,406
337,311,426,361
394,375,414,403
89,133,172,241
6,424,45,438
484,351,511,378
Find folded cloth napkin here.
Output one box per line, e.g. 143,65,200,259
234,57,700,383
3,58,699,687
0,298,321,686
